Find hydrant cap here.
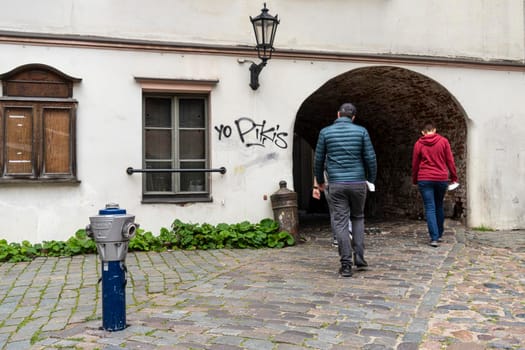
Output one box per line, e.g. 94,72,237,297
99,203,127,215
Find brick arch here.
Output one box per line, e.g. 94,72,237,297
293,65,467,221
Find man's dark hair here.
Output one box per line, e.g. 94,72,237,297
338,103,357,117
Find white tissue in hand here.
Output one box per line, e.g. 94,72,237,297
366,181,375,192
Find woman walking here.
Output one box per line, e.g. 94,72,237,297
412,122,458,247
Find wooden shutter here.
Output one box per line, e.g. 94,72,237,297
43,107,71,174
4,107,34,175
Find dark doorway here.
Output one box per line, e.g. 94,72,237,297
293,66,467,222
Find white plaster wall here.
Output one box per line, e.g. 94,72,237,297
460,71,525,230
0,42,524,242
0,0,523,61
0,43,343,243
398,66,525,230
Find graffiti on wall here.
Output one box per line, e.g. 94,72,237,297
214,117,288,149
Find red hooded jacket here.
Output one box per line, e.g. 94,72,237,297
412,133,457,184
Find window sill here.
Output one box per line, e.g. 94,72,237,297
0,178,81,184
142,196,212,204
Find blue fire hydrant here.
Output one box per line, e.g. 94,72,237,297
86,203,138,331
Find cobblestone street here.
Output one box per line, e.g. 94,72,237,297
0,219,524,349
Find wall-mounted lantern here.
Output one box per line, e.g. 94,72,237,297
249,3,279,90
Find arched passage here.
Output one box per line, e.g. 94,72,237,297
293,65,467,222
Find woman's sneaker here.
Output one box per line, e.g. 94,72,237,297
429,240,439,247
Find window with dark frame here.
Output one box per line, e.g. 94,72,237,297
0,64,80,183
143,94,210,202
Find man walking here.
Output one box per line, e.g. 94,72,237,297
314,103,377,277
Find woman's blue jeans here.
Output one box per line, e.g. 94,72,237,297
418,181,448,241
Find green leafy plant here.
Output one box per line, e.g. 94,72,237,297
168,218,294,250
471,225,495,232
267,231,295,248
0,240,32,262
128,229,163,251
65,230,97,255
0,219,294,263
158,227,177,249
40,240,69,257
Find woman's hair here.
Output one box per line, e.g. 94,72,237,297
422,121,435,132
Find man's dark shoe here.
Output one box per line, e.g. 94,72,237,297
354,253,368,268
339,264,353,277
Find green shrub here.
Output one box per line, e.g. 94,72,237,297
65,230,97,255
471,225,495,232
0,219,294,262
0,240,33,262
167,218,294,250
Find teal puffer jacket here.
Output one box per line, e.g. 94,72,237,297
314,117,377,184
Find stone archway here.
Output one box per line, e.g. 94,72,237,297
293,65,467,222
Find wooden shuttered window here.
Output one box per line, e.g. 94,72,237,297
0,64,80,182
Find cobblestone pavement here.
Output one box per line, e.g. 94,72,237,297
0,219,524,349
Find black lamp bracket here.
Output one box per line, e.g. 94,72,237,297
238,58,268,90
249,59,267,90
